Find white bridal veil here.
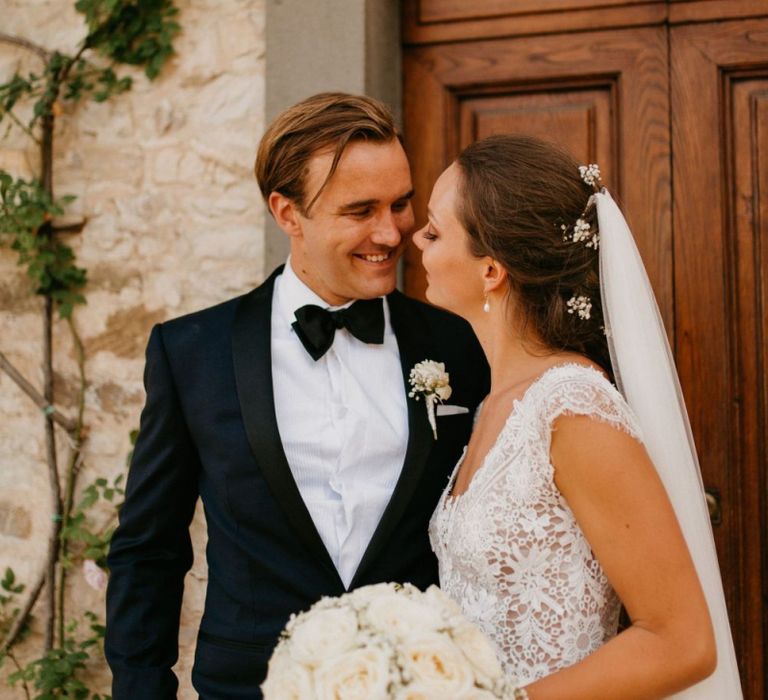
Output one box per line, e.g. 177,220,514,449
596,190,743,698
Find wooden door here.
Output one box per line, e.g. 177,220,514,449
402,2,768,694
402,26,672,325
671,19,768,698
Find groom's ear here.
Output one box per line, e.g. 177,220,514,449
268,191,304,239
482,258,507,294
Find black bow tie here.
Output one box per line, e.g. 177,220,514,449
292,298,385,361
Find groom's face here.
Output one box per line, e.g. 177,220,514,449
284,139,415,306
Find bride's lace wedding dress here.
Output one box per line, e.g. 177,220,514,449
429,363,642,684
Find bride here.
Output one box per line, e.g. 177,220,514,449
416,135,742,698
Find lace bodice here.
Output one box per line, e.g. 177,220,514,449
429,364,643,684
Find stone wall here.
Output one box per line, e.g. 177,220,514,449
0,1,266,696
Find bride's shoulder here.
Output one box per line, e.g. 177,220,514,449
529,362,642,440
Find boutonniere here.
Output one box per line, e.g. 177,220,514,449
408,360,452,439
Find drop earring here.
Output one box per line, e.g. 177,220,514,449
483,295,490,313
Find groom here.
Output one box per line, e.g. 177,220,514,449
105,92,488,699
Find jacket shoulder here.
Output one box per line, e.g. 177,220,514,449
157,267,280,349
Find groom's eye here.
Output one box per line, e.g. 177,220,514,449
392,199,410,213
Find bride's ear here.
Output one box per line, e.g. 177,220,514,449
482,258,507,295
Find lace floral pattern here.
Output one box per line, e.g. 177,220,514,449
429,364,642,684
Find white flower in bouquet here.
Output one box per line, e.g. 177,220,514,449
262,582,523,700
314,647,392,700
260,650,313,699
452,624,505,683
364,593,444,638
288,605,359,666
399,631,474,695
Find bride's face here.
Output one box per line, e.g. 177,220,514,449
413,163,486,318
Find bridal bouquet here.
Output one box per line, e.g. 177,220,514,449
261,582,520,699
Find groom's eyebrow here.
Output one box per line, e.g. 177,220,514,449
337,189,415,214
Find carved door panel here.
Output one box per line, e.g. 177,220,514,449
671,19,768,697
403,27,672,326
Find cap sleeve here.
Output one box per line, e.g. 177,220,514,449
533,364,643,444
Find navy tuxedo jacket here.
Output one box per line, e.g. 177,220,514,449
105,267,489,699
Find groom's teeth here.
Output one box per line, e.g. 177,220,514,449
362,253,389,262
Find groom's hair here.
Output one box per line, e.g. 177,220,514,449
255,92,401,216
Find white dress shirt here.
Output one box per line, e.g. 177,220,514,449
271,260,408,587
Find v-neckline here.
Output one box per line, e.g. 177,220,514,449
444,362,595,504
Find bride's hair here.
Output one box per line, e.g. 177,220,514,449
455,134,611,375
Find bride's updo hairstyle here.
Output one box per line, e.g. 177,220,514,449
455,134,611,374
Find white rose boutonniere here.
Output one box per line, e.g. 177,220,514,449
408,360,452,439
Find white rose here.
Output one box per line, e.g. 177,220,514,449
393,685,432,700
365,594,443,638
348,582,402,608
314,646,392,700
423,585,463,618
435,384,452,401
452,624,503,684
261,650,314,700
399,632,474,696
288,606,359,666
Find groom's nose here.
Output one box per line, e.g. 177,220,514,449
371,210,403,247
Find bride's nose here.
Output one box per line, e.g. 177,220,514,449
412,224,427,250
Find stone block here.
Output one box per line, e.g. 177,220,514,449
0,501,32,539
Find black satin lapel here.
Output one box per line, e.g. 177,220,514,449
350,291,434,588
231,267,343,587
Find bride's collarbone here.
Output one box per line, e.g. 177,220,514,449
452,400,514,496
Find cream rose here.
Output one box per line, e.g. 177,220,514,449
314,646,392,700
365,594,444,638
289,606,359,666
261,650,313,699
452,623,503,684
423,585,463,618
348,582,401,608
435,384,452,401
393,685,432,700
399,632,474,696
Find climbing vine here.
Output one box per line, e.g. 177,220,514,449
0,2,180,696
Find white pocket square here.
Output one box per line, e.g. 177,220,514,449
436,404,469,416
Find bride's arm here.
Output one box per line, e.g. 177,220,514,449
522,414,717,700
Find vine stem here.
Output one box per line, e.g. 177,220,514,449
42,296,61,653
5,650,31,700
57,316,86,647
0,33,50,62
0,566,45,656
57,446,85,647
0,351,78,433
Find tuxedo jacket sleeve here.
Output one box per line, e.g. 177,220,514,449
105,324,201,699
